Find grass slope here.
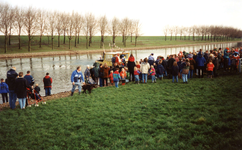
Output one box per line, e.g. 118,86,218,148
1,74,242,149
0,36,241,54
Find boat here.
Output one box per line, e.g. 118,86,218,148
96,51,130,66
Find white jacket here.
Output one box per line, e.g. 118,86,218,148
140,62,150,74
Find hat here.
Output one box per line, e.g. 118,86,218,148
226,47,229,50
151,53,154,55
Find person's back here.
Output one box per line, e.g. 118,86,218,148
0,79,9,105
34,85,40,94
6,68,18,90
43,73,52,96
24,71,34,86
196,55,206,67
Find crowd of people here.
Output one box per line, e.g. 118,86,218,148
0,46,241,109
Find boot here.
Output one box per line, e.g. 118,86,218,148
71,92,74,96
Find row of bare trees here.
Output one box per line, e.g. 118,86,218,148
0,3,142,53
163,25,242,42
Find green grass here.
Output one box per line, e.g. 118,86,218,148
1,74,242,149
1,35,241,54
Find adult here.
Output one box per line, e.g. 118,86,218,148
148,53,155,66
71,66,85,96
24,71,34,87
112,54,116,66
239,47,242,58
15,72,30,109
43,73,52,96
188,56,196,79
128,54,135,81
84,65,91,81
223,47,230,71
93,62,99,85
102,63,110,86
167,55,176,78
140,58,150,83
157,60,165,80
6,66,18,110
195,50,206,78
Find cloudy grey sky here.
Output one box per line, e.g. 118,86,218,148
1,0,242,35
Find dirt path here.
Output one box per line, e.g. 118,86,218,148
0,41,240,59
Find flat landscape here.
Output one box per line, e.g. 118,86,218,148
1,73,242,149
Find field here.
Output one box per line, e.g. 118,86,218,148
0,35,241,54
1,73,242,149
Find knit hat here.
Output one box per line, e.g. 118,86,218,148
226,47,229,50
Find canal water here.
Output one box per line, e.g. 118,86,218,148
0,42,239,103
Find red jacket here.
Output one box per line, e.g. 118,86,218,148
109,73,113,81
134,70,140,75
128,56,135,62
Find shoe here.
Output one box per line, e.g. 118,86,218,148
35,104,39,107
42,102,46,104
71,92,74,96
27,105,31,107
22,107,25,109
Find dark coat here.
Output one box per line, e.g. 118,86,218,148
162,60,167,70
93,67,99,78
171,66,179,76
102,67,110,78
189,59,196,70
14,77,30,98
157,64,165,75
128,61,135,73
6,69,18,90
167,58,176,69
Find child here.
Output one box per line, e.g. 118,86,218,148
113,68,121,88
207,59,214,78
134,67,140,84
109,70,114,85
149,65,156,83
0,78,9,106
120,68,127,85
181,59,190,83
34,83,41,100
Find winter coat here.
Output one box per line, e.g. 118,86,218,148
14,77,30,98
149,68,156,76
84,68,91,79
167,58,176,69
224,49,229,59
134,70,140,75
93,67,99,78
120,71,127,79
157,64,165,76
6,69,18,90
189,59,196,70
140,62,150,74
71,70,84,84
128,61,135,73
43,75,53,88
171,66,179,76
128,56,135,62
24,74,34,86
196,55,206,67
102,67,110,78
109,73,113,81
113,71,121,82
162,60,167,70
34,86,40,94
0,82,9,93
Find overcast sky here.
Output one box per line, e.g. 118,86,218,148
1,0,242,36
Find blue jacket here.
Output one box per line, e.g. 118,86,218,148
196,55,206,67
24,74,34,86
71,70,84,84
157,64,165,75
224,49,229,59
0,82,9,93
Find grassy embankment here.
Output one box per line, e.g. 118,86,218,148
1,74,242,149
0,36,241,54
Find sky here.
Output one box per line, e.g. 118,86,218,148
1,0,242,36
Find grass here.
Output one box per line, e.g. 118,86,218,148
0,35,241,54
1,73,242,149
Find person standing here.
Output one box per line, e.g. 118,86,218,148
71,66,85,96
24,71,34,87
43,73,52,96
102,63,110,86
84,65,91,82
0,78,9,107
15,72,30,109
140,58,150,83
196,51,206,78
148,53,155,66
128,54,135,82
167,55,176,78
6,66,18,110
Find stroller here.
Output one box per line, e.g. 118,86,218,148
26,88,45,107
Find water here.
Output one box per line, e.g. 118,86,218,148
0,42,239,103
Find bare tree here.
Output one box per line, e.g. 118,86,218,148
120,17,130,47
66,12,75,49
61,12,68,44
98,15,109,48
163,25,169,41
87,13,97,46
129,20,134,42
174,26,179,40
37,9,47,48
134,20,141,47
0,3,11,53
179,26,183,40
15,6,25,49
111,17,119,44
8,7,16,46
83,13,90,49
56,12,63,47
76,14,83,44
23,6,38,52
168,26,173,41
47,11,57,50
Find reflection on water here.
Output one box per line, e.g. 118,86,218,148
0,42,238,103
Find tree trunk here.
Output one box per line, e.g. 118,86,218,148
39,36,42,48
4,35,7,53
69,38,71,49
135,36,137,47
78,34,79,44
165,35,166,41
130,33,132,42
48,37,49,45
86,36,88,49
75,36,77,47
58,34,60,47
9,28,11,45
100,35,103,48
52,37,54,50
112,31,115,44
28,36,31,52
63,29,66,44
18,34,21,49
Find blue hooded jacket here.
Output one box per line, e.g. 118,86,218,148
224,49,229,59
71,70,84,84
196,53,206,67
0,82,9,93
